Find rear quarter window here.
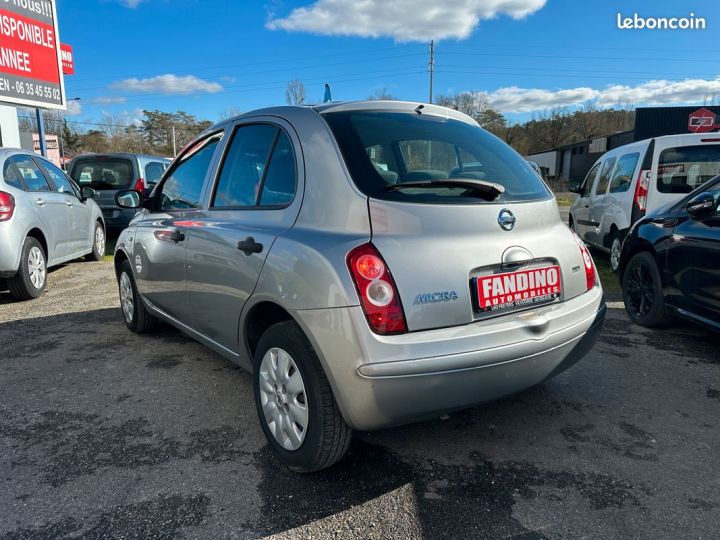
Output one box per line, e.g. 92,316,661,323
322,111,550,204
657,145,720,194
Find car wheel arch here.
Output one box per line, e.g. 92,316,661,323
619,239,658,285
243,301,295,361
25,228,48,261
114,249,130,277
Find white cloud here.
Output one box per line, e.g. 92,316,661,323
266,0,547,42
119,0,144,7
480,77,720,113
92,96,127,105
65,100,82,116
111,74,223,95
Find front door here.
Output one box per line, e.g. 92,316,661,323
573,162,600,241
133,132,224,320
667,182,720,324
585,156,616,247
187,122,301,350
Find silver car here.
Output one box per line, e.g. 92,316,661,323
113,101,606,472
0,149,105,300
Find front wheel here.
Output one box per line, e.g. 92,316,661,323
609,231,623,272
117,259,158,333
254,320,352,472
86,222,106,261
8,237,46,300
622,252,669,327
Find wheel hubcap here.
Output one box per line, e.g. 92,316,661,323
259,347,308,451
95,227,105,256
119,272,134,323
610,239,621,271
28,246,45,290
625,262,654,318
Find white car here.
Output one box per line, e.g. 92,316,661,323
0,149,105,300
569,133,720,270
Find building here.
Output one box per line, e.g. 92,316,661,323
527,105,720,184
0,104,21,148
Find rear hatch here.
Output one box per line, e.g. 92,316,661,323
323,107,589,331
69,155,136,212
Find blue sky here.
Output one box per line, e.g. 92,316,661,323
56,0,720,126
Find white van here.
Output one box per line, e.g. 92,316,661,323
569,133,720,270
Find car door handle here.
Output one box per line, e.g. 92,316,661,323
66,200,74,207
35,198,45,206
237,236,263,255
154,228,185,243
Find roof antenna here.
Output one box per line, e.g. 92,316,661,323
415,104,424,115
323,83,332,103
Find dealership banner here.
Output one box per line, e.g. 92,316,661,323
0,0,66,109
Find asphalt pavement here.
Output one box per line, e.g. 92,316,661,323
0,261,718,539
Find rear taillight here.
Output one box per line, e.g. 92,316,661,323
134,177,145,192
573,232,596,291
0,191,15,222
347,243,407,335
633,170,650,214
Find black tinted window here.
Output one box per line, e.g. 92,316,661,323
657,145,720,194
212,125,277,208
10,156,50,191
70,157,134,190
259,131,296,206
323,111,550,204
2,161,23,189
609,153,639,194
160,135,221,211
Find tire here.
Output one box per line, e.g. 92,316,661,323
86,221,106,261
117,259,158,333
253,320,352,472
622,252,669,327
8,237,46,300
609,230,623,273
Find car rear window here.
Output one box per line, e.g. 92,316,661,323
70,157,134,190
657,145,720,194
322,110,551,204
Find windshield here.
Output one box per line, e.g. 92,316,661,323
657,145,720,194
322,110,551,204
70,157,134,190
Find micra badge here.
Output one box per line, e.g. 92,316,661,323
414,291,459,304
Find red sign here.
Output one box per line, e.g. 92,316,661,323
688,108,718,133
0,2,65,109
475,265,561,313
60,43,73,75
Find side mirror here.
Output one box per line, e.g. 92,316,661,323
115,189,142,209
686,191,715,220
569,182,583,194
80,186,96,201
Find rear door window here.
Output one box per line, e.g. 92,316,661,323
609,153,639,194
595,157,616,195
9,155,51,192
70,157,134,190
657,145,720,194
322,110,550,204
159,133,222,211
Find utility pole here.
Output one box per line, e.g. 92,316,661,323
172,125,177,157
428,40,435,104
35,108,47,157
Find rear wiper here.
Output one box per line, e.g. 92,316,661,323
385,178,505,201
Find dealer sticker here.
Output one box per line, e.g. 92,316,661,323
475,265,561,313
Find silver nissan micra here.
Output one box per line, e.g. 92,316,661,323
113,101,606,472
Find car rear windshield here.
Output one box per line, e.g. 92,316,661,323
657,145,720,194
322,110,551,204
69,157,134,190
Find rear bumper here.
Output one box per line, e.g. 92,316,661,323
293,286,605,431
0,223,22,275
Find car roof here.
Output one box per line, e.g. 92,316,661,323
69,152,170,161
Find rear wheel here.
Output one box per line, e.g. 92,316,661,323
253,320,352,472
622,252,669,327
8,237,46,300
118,259,158,333
86,222,106,261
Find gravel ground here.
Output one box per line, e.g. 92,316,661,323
0,260,718,539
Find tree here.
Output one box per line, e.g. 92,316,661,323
285,79,306,105
367,87,396,100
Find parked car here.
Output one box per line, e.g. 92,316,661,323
113,101,606,472
0,149,105,300
618,175,720,331
68,153,171,231
569,133,720,271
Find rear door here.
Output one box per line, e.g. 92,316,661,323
8,155,72,260
133,133,224,320
666,182,720,324
186,121,301,349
